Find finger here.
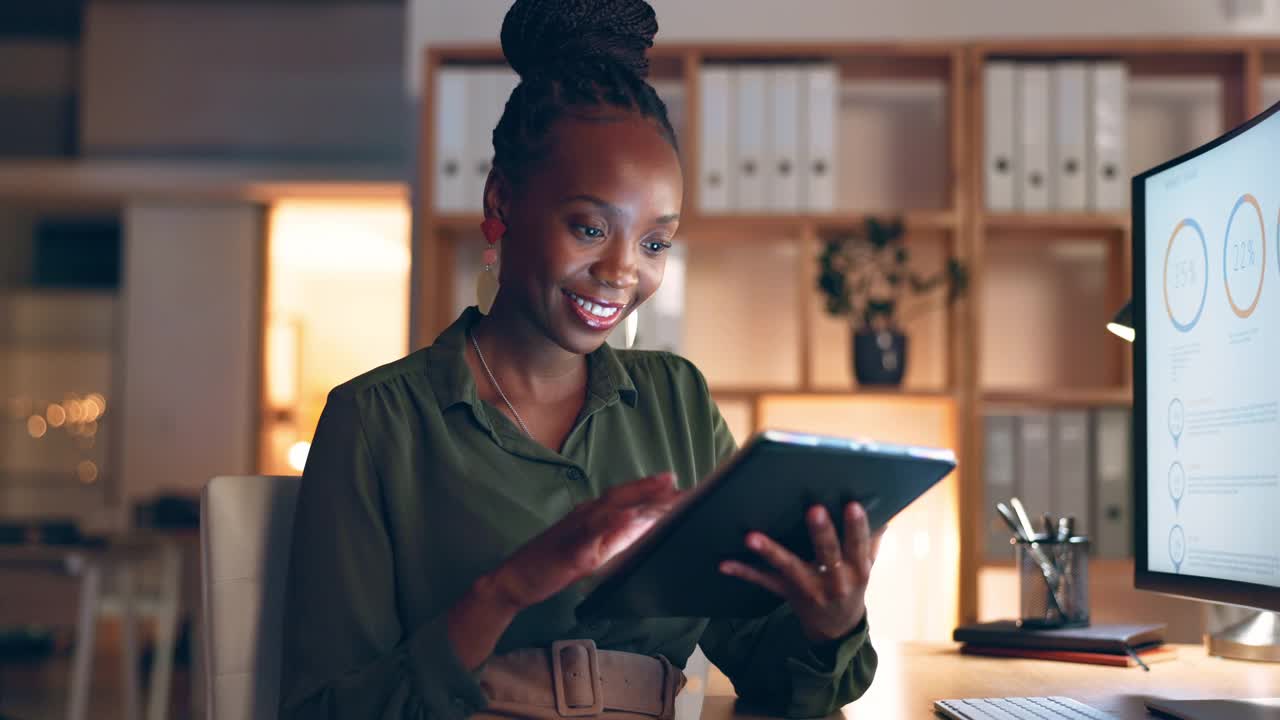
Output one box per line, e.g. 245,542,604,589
719,560,790,598
603,472,679,506
746,531,822,600
843,502,873,577
869,526,887,569
807,505,844,571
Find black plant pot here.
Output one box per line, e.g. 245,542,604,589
853,328,907,386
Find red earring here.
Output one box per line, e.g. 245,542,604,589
476,218,506,314
481,217,506,244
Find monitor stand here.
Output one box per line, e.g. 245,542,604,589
1145,698,1280,720
1206,610,1280,663
1143,612,1280,719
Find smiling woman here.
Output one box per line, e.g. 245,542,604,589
278,2,880,719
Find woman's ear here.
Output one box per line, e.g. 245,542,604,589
482,168,512,222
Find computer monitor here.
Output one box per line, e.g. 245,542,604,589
1132,99,1280,717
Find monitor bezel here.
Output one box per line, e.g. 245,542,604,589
1132,98,1280,613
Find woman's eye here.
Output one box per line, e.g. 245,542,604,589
572,224,605,240
642,239,673,255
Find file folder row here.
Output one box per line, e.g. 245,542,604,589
984,61,1129,212
698,64,839,213
433,67,520,213
984,408,1132,562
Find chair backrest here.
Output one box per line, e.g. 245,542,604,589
201,475,300,720
199,474,712,720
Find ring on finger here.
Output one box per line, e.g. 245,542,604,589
815,560,844,574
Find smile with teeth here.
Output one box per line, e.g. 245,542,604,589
567,291,621,319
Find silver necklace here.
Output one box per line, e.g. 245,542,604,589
469,330,533,438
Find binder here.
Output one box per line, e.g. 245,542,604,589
433,68,469,212
1016,64,1052,211
491,69,519,196
636,242,687,352
1051,62,1089,211
697,66,734,212
767,67,803,212
1051,410,1091,537
1016,411,1053,521
984,415,1019,560
1093,408,1132,558
493,69,519,132
1088,62,1129,211
803,64,839,212
983,62,1018,211
733,67,769,212
464,69,498,212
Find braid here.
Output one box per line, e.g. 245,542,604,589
493,0,678,185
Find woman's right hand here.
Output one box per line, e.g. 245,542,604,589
491,471,683,609
448,472,681,669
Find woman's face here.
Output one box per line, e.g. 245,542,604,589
492,113,683,356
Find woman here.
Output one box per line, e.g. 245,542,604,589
279,1,881,718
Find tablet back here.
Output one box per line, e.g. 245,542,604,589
577,430,957,619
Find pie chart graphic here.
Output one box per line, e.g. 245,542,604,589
1223,193,1266,319
1163,218,1208,332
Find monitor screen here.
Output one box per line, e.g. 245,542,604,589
1134,102,1280,611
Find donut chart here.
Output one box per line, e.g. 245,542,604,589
1223,193,1266,319
1163,218,1209,333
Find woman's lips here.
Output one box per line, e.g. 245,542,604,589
563,289,627,331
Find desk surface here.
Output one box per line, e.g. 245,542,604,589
704,642,1280,719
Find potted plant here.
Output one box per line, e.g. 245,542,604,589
816,217,968,386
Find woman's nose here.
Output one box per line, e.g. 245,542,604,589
591,241,639,290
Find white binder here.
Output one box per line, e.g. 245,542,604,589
433,68,469,212
1093,408,1132,558
1051,410,1092,537
1016,64,1052,211
605,243,687,353
734,67,769,212
803,64,839,211
767,67,803,212
1051,62,1089,211
1016,411,1053,521
697,66,734,213
983,62,1018,211
1089,62,1129,211
464,69,497,213
984,415,1019,560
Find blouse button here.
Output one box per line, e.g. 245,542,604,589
566,467,586,483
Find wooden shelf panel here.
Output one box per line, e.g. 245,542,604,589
982,387,1133,408
983,212,1129,234
981,557,1134,573
432,210,958,236
712,387,956,401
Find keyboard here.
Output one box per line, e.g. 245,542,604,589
934,696,1116,720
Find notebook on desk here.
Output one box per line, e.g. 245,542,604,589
953,620,1166,654
960,643,1178,667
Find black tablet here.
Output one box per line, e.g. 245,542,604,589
576,429,956,620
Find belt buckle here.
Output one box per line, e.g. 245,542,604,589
551,639,605,717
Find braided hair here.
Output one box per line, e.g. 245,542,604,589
493,0,679,186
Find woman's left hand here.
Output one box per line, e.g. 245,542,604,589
719,502,884,643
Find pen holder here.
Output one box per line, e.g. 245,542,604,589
1015,536,1090,629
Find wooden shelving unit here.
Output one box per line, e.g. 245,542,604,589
417,37,1277,630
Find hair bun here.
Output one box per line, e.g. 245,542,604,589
501,0,658,79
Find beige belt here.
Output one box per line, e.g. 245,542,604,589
475,639,686,720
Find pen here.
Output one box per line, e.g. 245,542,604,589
1125,644,1151,672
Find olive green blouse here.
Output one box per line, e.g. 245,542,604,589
279,307,876,719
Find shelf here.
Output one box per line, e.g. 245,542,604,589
431,210,958,235
980,557,1134,574
983,212,1129,235
0,159,406,202
982,387,1132,408
689,210,957,233
712,387,956,401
